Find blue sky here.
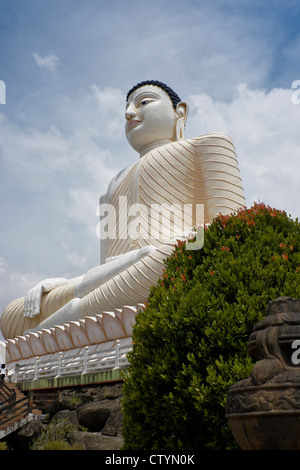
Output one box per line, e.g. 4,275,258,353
1,0,300,339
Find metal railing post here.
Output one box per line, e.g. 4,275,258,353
15,363,19,383
114,340,120,369
34,357,39,380
83,346,89,374
56,352,63,377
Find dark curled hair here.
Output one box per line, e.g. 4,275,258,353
126,80,181,109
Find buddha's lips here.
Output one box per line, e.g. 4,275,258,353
127,120,141,130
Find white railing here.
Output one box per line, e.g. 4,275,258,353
13,340,132,383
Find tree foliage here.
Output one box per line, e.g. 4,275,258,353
122,203,300,450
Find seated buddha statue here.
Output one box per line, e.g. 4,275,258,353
0,80,246,340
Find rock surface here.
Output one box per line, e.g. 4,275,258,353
68,431,124,450
77,401,110,432
6,382,125,450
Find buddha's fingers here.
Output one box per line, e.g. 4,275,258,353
24,284,43,318
24,278,68,319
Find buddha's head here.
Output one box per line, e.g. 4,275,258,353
125,80,188,157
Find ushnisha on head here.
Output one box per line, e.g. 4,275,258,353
125,80,189,157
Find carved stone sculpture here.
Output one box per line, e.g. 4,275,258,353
0,80,245,341
226,297,300,450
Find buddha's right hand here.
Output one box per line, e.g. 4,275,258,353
24,278,68,318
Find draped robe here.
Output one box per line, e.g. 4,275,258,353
0,133,246,339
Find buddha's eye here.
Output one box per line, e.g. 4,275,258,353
139,98,155,107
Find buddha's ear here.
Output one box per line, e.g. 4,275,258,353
175,101,189,140
176,101,189,121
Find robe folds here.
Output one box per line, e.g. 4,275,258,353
0,133,245,339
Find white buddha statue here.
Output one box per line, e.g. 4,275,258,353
0,80,246,340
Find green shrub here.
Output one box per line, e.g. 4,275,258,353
69,396,84,407
122,203,300,450
31,418,78,450
41,440,82,450
0,442,8,450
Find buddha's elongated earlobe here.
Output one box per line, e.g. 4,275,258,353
175,101,189,141
176,117,185,140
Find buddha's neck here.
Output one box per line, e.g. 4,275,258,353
139,139,175,158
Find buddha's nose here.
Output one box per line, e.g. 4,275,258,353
125,103,136,119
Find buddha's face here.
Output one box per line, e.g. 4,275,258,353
125,85,179,155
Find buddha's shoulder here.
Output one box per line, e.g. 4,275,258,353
139,134,236,165
182,132,234,149
104,160,137,200
150,133,235,159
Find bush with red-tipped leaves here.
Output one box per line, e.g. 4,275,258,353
122,203,300,450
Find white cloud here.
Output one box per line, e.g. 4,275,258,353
0,258,44,340
0,257,43,306
33,52,60,73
